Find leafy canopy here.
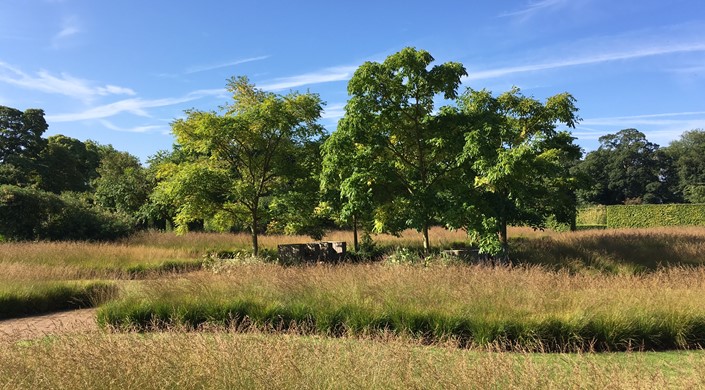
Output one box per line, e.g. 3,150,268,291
454,87,581,254
342,47,468,250
163,76,324,254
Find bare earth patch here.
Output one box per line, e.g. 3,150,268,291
0,309,98,343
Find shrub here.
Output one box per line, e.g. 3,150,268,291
0,185,134,241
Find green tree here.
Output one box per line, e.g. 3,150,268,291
320,118,378,251
37,135,101,193
0,106,48,186
93,146,151,218
140,147,193,230
455,87,581,254
165,76,324,255
574,129,674,205
267,137,330,239
664,129,705,203
343,47,468,251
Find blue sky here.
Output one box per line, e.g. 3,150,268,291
1,0,704,162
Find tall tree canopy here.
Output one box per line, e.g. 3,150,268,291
453,87,582,254
664,129,705,203
0,106,48,186
163,76,324,255
93,146,151,218
574,128,675,205
37,135,101,193
342,47,468,251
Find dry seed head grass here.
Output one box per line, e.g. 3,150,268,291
1,331,703,389
0,241,197,280
129,263,705,327
128,227,476,251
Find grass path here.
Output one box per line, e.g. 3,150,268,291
0,308,98,343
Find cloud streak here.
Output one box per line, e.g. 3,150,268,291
258,66,357,91
52,16,81,48
99,119,167,134
580,111,705,127
46,88,225,122
185,56,270,74
499,0,566,18
462,42,705,82
0,61,136,102
321,103,346,120
574,111,705,144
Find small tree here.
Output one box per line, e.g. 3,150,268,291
164,76,324,255
320,117,378,251
456,87,581,254
343,47,467,251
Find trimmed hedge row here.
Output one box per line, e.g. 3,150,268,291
606,204,705,228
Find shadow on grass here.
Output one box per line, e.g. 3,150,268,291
510,230,705,274
0,282,118,320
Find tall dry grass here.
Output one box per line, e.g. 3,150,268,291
0,241,201,280
127,227,475,252
1,332,703,389
99,263,705,351
513,227,705,272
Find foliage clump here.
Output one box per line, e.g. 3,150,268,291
0,185,133,241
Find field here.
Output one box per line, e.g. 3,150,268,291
2,226,705,388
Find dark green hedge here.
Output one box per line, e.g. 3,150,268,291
0,185,134,241
606,204,705,228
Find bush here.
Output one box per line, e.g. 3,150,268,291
0,185,134,241
606,204,705,228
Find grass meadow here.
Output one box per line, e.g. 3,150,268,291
3,226,705,387
2,332,704,389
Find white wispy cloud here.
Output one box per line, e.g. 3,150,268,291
259,66,357,91
185,56,270,74
0,61,136,102
500,0,566,18
580,111,705,127
46,88,225,122
462,42,705,82
52,16,81,48
574,111,705,144
321,103,346,120
99,119,167,134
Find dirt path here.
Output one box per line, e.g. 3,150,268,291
0,309,99,343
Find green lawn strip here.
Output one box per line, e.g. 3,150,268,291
0,281,118,319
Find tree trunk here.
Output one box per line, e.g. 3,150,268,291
499,218,508,257
352,213,359,252
251,209,259,256
422,223,430,254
